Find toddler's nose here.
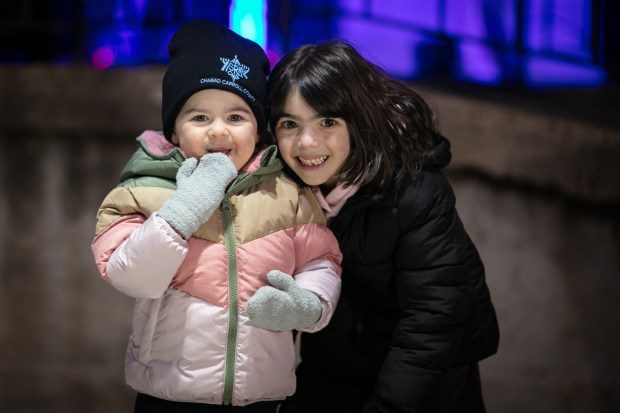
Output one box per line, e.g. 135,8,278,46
208,119,228,138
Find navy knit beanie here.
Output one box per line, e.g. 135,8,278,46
162,20,270,140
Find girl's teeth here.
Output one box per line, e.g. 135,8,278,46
299,156,327,166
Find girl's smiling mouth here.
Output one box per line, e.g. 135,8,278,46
297,156,328,167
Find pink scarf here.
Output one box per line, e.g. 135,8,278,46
312,183,360,221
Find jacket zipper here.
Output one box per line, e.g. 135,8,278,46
221,196,238,405
220,172,257,405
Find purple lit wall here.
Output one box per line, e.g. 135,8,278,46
85,0,229,69
326,0,607,87
1,0,607,88
522,0,606,86
446,0,518,85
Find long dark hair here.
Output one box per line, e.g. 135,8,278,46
268,41,446,191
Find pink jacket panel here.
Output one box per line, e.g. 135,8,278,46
92,214,146,281
171,237,230,308
287,223,343,272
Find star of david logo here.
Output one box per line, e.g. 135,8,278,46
219,55,250,82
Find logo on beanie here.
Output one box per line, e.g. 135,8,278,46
220,55,249,82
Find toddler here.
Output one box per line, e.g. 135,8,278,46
91,21,341,412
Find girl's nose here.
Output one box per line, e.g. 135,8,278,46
297,130,318,148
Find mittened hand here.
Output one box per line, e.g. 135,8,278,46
247,270,322,332
158,153,237,239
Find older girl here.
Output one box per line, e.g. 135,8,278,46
267,41,499,413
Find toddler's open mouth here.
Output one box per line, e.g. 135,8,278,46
207,148,232,155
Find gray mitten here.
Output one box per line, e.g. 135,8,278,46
158,153,237,239
247,270,322,331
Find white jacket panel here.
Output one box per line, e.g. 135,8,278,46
294,258,342,333
125,288,296,405
106,214,188,299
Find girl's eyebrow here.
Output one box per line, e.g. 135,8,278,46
279,112,298,119
279,113,321,121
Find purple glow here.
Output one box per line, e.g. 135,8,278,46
526,0,592,59
266,49,281,68
134,0,148,16
88,27,170,68
337,17,437,78
159,27,177,58
445,0,516,44
370,0,440,30
453,40,504,85
337,0,366,14
524,56,606,87
114,0,149,22
91,46,115,70
114,2,125,21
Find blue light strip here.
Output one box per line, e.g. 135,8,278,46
229,0,267,49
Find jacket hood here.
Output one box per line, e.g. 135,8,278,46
345,135,453,211
423,135,452,170
119,130,282,189
119,131,184,186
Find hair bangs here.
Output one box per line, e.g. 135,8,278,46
295,66,347,120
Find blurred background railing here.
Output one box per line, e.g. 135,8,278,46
0,1,619,412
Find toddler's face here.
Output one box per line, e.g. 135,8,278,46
274,90,350,187
172,89,259,170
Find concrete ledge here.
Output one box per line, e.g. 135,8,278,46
1,64,618,203
0,64,164,136
418,84,620,204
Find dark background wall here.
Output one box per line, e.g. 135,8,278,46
1,1,619,412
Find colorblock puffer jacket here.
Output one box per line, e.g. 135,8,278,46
91,131,342,406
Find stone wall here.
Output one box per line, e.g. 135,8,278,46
0,65,618,412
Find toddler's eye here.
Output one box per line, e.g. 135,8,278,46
229,114,243,122
321,118,336,127
193,115,207,122
279,120,297,129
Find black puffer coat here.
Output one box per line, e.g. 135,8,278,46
291,139,499,413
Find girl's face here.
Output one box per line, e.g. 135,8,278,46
274,90,350,187
172,89,259,170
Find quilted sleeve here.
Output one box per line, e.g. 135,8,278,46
92,185,189,299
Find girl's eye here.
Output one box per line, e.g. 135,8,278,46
193,115,207,122
279,120,297,129
321,118,336,127
229,114,243,122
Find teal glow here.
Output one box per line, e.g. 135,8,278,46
229,0,267,49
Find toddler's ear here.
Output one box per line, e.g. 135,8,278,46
171,131,179,144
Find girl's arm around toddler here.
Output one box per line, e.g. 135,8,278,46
247,187,343,333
